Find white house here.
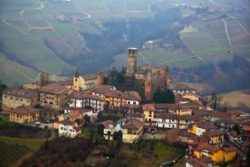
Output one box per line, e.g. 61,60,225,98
156,113,178,129
58,120,81,138
69,91,105,113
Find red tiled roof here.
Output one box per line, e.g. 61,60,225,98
69,91,104,101
157,113,177,120
223,146,237,152
171,84,195,91
122,91,141,101
142,104,156,111
195,143,220,153
195,121,217,130
3,88,37,99
10,106,38,115
101,120,114,127
40,84,69,94
124,119,143,130
202,129,224,137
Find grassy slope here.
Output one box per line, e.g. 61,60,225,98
0,53,36,86
219,90,250,107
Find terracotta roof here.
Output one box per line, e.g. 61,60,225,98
122,91,141,101
68,110,83,118
58,120,75,126
178,130,199,142
127,112,144,118
171,84,195,91
142,104,156,111
124,119,143,130
69,91,104,101
101,120,114,127
104,90,123,98
195,121,217,130
10,106,38,115
157,113,177,120
40,84,69,94
90,85,115,94
178,115,200,121
195,143,220,153
123,104,140,109
223,146,237,152
3,88,37,98
155,103,191,110
202,129,224,137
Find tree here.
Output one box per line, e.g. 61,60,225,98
153,88,175,103
84,115,90,125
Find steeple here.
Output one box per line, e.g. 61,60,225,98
75,69,79,77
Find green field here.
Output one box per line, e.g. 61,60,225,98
0,0,249,86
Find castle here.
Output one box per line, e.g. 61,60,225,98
125,48,169,100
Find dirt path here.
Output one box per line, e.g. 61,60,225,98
233,19,250,36
221,18,232,47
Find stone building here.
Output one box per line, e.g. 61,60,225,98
39,84,71,111
125,47,169,99
72,72,104,91
2,88,38,111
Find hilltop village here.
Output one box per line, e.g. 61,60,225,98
1,48,250,167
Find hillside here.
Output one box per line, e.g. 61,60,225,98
0,0,249,88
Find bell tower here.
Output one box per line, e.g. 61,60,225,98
126,48,137,77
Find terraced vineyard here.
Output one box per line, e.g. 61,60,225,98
0,141,31,167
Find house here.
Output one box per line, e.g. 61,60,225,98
223,147,237,162
122,91,141,113
194,143,224,163
2,88,38,111
178,130,199,145
201,129,224,145
39,84,71,111
58,120,81,138
189,121,217,136
72,72,104,91
183,93,200,101
122,119,143,143
143,104,156,132
102,120,115,141
156,113,178,129
193,143,237,163
9,106,39,123
154,103,192,115
69,91,105,113
215,118,238,130
178,115,199,129
171,84,196,95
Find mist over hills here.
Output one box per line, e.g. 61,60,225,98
0,0,249,93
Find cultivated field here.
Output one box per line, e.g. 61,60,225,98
219,90,250,108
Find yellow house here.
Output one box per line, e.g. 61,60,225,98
72,72,104,91
182,93,200,101
202,129,224,145
122,119,143,143
9,106,39,123
102,120,115,141
143,104,156,132
223,147,237,162
194,143,224,163
188,121,217,136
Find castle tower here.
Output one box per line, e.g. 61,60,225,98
40,71,49,86
96,72,104,86
126,48,137,77
145,69,152,100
